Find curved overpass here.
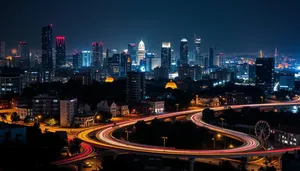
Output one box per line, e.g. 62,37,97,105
77,102,300,158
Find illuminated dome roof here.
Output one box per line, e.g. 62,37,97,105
181,38,188,42
138,40,145,51
105,76,114,83
165,80,178,89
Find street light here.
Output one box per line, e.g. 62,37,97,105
216,133,222,140
260,96,264,103
38,115,42,123
124,129,131,141
229,144,234,148
220,118,225,128
161,136,168,147
175,104,179,112
212,138,215,149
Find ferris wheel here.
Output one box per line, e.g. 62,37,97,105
255,120,271,141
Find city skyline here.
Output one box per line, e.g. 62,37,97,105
0,0,300,56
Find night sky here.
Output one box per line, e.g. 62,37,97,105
1,0,300,55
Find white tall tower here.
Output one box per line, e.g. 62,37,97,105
137,40,146,65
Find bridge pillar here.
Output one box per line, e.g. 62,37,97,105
188,158,195,171
171,117,176,123
76,162,83,171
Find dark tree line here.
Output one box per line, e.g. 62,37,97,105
129,119,240,150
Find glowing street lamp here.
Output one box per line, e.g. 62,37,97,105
220,118,225,128
161,136,168,147
212,138,215,149
229,144,234,148
217,133,222,139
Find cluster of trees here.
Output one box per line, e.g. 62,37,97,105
129,119,239,150
0,125,67,171
69,138,82,155
217,107,300,129
22,79,126,109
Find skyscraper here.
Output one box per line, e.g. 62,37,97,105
80,51,92,67
18,41,29,68
180,38,188,65
0,41,5,59
194,36,202,67
92,42,103,68
161,42,172,71
55,36,66,67
126,72,146,103
41,24,53,70
208,47,214,67
128,43,137,63
255,57,275,94
73,50,80,69
120,51,131,77
137,40,146,65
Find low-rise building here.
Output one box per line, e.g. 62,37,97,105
17,105,32,119
60,98,78,127
225,92,252,105
191,95,220,107
32,94,60,116
116,103,130,116
73,113,94,127
0,73,22,95
274,126,300,146
97,100,117,117
0,122,27,143
144,100,165,114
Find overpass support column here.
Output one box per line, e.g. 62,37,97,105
76,163,83,171
189,158,195,171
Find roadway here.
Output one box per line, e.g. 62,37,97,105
77,101,300,158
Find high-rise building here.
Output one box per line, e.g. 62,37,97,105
178,65,202,81
55,36,66,67
60,98,78,127
18,41,30,68
126,56,132,76
128,43,137,63
161,42,171,71
194,36,202,67
0,41,5,59
274,48,279,67
145,53,154,72
108,54,119,78
120,52,131,77
279,72,294,91
255,57,275,94
0,74,22,95
92,42,104,68
208,48,214,67
126,72,146,103
180,38,188,65
137,41,146,65
73,50,80,69
80,51,92,67
41,24,53,70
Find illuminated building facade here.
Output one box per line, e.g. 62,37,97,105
55,36,66,67
80,51,92,67
180,38,188,65
137,40,146,65
0,74,22,95
60,98,77,127
161,42,171,71
194,36,202,67
41,24,53,70
128,43,137,63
